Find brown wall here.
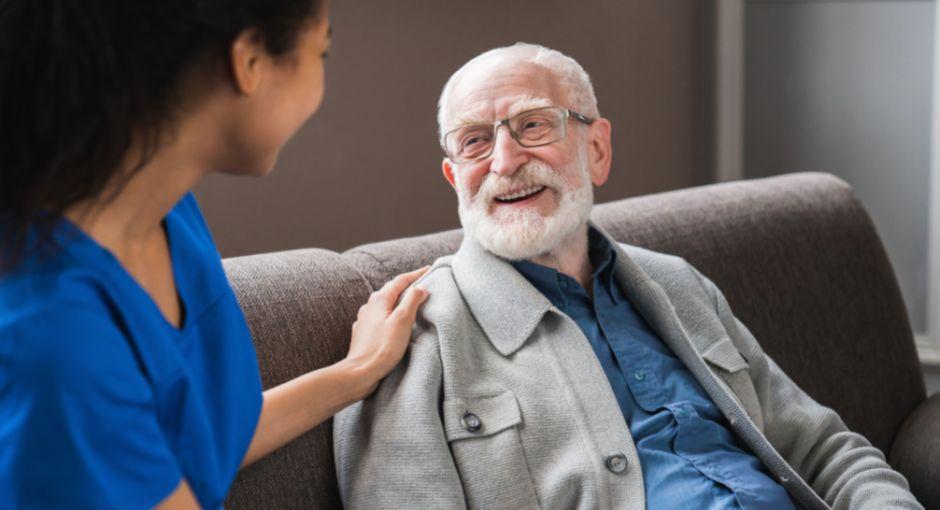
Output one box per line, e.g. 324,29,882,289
195,0,708,257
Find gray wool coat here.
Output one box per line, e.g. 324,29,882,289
333,225,922,510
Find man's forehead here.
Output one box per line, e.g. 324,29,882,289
444,59,565,128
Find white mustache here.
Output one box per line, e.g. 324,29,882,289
476,162,567,203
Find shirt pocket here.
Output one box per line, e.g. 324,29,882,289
443,390,540,510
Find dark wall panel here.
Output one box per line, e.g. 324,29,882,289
743,1,933,333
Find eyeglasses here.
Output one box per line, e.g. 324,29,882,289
442,106,595,164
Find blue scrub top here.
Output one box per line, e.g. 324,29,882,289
0,194,263,509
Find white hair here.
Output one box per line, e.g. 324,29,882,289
437,43,600,141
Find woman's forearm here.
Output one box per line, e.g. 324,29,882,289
239,266,429,469
240,359,373,468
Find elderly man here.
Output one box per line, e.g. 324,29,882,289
333,44,921,510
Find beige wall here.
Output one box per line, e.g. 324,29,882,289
195,0,708,257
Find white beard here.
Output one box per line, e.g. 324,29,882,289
455,155,594,261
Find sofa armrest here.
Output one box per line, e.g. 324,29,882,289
890,392,940,508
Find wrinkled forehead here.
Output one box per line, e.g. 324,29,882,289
443,59,567,130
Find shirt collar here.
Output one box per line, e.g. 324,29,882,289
510,226,619,310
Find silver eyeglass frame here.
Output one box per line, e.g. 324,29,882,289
441,106,596,164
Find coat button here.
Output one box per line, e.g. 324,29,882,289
605,453,628,474
461,412,482,432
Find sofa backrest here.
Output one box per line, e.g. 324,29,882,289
225,172,926,509
223,249,370,508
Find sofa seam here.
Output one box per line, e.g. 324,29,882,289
342,249,389,293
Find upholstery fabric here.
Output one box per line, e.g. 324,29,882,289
344,229,464,292
224,172,929,509
890,393,940,509
223,249,370,509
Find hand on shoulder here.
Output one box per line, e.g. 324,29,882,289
343,266,430,400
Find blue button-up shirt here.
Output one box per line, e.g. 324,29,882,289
512,229,793,510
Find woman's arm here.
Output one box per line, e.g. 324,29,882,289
240,267,430,468
156,481,199,509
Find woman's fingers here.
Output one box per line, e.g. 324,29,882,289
390,284,429,324
374,266,430,308
343,269,432,400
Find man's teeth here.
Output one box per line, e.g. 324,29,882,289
495,185,546,202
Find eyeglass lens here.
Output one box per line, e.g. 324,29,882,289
445,107,567,163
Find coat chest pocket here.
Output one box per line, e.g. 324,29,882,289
701,337,749,373
443,391,540,510
701,338,764,431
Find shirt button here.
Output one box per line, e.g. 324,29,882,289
461,412,482,433
605,453,628,474
633,370,646,381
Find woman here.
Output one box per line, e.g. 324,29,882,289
0,1,428,508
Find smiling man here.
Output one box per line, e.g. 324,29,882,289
333,43,922,510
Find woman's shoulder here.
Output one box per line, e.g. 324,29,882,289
0,253,125,368
0,308,136,409
0,278,178,510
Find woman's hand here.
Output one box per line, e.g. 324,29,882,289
345,266,431,399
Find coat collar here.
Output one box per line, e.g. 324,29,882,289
452,222,711,360
451,233,555,357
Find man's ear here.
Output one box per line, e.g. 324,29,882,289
229,28,266,95
442,159,458,190
587,118,612,187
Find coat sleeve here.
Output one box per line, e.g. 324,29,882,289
689,265,923,510
332,323,467,509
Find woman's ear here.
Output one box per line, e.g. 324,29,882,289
229,28,267,95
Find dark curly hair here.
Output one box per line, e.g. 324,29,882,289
0,0,326,273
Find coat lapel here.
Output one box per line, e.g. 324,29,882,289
595,226,712,363
596,226,756,425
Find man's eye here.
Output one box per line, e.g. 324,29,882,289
462,134,490,149
520,118,552,131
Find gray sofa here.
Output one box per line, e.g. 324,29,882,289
223,172,939,509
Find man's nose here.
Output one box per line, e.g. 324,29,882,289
488,125,527,176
